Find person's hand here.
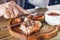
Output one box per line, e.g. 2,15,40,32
0,1,28,19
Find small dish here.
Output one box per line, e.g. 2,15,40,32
45,10,60,25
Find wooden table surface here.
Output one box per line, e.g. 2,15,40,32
0,17,20,40
0,8,60,40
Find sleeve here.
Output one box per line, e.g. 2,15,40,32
28,0,49,8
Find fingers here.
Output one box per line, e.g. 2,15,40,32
6,1,29,17
8,1,20,18
10,4,19,18
3,8,10,19
7,4,15,18
15,3,32,15
16,5,28,14
7,1,27,14
3,1,19,19
14,3,28,14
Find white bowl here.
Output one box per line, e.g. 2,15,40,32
45,10,60,25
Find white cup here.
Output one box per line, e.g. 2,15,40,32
45,10,60,25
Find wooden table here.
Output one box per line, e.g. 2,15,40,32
0,8,60,40
0,17,20,40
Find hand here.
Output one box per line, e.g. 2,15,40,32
0,1,28,19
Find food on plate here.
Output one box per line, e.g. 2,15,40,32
45,10,60,25
8,13,42,40
9,14,42,35
39,24,58,39
31,12,44,21
19,17,41,35
12,18,21,24
8,11,59,40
